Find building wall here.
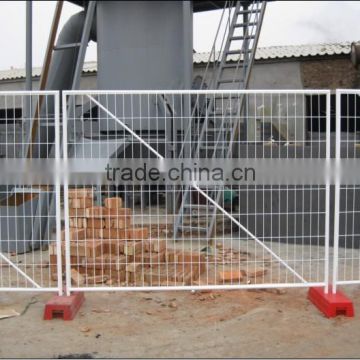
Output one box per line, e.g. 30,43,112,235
0,56,357,141
300,58,360,89
0,56,356,93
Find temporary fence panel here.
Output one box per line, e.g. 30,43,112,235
62,90,330,294
0,91,62,293
333,89,360,291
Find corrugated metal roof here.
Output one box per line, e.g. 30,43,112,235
193,41,352,63
0,42,352,81
0,61,97,81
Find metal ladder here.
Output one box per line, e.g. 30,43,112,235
39,1,97,245
174,0,266,242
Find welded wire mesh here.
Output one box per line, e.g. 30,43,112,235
62,90,330,292
0,91,61,292
334,90,360,289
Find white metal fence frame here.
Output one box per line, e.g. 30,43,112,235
333,89,360,292
0,91,62,294
62,89,331,294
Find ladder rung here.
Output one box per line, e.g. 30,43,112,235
213,95,243,99
200,145,228,149
230,35,255,41
218,79,245,84
226,49,252,56
178,225,208,232
222,63,244,69
209,111,238,116
183,204,215,210
54,43,81,51
237,9,261,15
204,127,231,131
234,22,257,28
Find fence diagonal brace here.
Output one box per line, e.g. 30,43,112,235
0,252,41,288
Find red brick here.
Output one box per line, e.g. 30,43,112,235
143,265,170,284
107,208,132,217
159,280,186,287
86,228,103,238
175,251,206,265
69,208,87,217
124,241,145,256
245,267,267,278
173,252,207,276
69,198,93,209
69,218,86,229
165,250,181,263
127,227,149,241
49,243,58,256
66,239,105,258
102,228,127,240
104,239,126,255
71,268,85,286
83,254,127,271
86,275,109,284
104,216,132,229
218,270,244,282
106,269,126,283
104,197,123,209
135,251,165,266
61,228,86,241
146,239,166,253
85,206,109,218
50,254,80,271
68,188,94,199
49,254,58,273
173,269,193,285
87,218,105,229
126,262,142,273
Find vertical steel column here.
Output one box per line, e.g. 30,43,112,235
26,1,32,91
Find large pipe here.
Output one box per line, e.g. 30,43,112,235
45,10,97,91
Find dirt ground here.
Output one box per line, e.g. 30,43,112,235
0,285,359,359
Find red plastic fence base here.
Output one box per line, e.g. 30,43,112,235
44,292,85,320
308,286,354,318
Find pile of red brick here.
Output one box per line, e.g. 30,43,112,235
50,188,207,286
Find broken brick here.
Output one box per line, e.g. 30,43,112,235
71,268,85,286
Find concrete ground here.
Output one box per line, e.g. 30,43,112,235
0,285,359,358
